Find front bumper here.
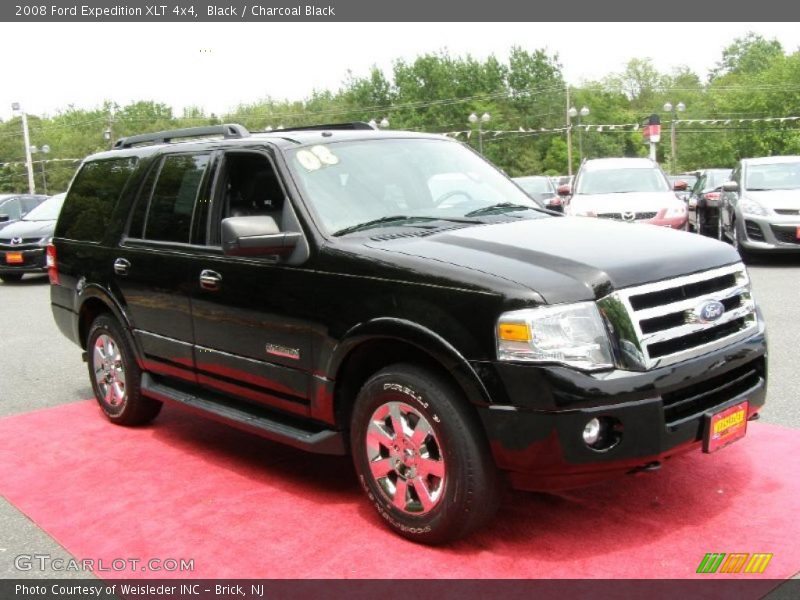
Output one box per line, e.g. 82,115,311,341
737,214,800,251
474,323,766,490
0,246,46,274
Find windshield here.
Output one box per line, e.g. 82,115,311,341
287,138,542,235
514,177,553,196
746,162,800,191
23,194,65,221
577,168,670,195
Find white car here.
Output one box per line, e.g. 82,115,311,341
562,158,688,229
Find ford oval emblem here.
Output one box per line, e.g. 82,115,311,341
696,300,725,323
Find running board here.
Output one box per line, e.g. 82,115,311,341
141,373,346,455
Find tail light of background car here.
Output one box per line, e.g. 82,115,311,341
704,192,721,201
46,243,59,285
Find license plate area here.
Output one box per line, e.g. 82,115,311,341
703,400,748,453
5,251,23,264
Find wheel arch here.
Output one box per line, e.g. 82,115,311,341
77,284,135,351
326,318,493,430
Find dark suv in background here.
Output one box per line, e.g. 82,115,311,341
50,124,766,544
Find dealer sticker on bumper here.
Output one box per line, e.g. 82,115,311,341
703,401,748,453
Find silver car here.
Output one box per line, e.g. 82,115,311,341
719,156,800,259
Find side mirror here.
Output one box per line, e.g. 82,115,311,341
557,184,572,197
221,216,301,257
722,181,739,192
545,197,564,213
673,180,688,191
0,214,8,223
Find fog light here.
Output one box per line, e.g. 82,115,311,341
583,418,601,445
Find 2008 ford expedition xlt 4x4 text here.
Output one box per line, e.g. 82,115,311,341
50,123,766,544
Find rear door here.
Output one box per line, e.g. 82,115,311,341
114,152,214,384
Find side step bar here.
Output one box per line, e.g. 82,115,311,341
141,373,346,455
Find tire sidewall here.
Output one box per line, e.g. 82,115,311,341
87,315,139,420
351,365,494,543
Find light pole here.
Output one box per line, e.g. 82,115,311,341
663,101,685,174
12,103,36,194
31,144,50,194
568,105,590,164
468,112,490,154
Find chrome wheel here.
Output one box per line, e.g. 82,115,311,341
92,334,127,407
365,401,445,515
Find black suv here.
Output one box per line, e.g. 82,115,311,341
50,124,766,544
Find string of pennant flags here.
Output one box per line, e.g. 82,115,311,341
444,115,800,138
0,157,81,169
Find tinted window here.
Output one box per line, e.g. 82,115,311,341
0,198,21,220
144,154,209,243
56,158,138,242
127,161,160,239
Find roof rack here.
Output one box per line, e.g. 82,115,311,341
269,122,376,133
113,123,250,149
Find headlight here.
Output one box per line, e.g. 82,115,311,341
662,204,687,218
496,302,614,370
740,198,769,216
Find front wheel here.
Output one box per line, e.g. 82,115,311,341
350,364,500,544
86,314,162,426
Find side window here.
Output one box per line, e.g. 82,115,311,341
56,157,138,242
144,154,209,243
692,175,705,195
21,197,41,214
211,153,285,245
0,198,21,220
127,161,161,239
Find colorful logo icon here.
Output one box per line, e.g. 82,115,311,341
697,553,773,574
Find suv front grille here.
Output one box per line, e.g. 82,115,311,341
0,237,41,250
599,264,757,370
661,360,763,425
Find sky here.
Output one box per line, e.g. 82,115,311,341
0,22,798,122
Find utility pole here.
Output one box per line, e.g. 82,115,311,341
12,103,36,194
565,87,573,177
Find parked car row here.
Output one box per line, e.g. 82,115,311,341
516,154,800,262
0,193,66,282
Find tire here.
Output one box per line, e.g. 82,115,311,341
731,221,754,263
698,210,717,238
0,274,23,282
86,314,162,426
350,363,500,544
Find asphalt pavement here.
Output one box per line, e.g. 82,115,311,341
0,257,798,578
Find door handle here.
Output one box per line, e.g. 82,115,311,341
199,269,222,291
113,258,131,276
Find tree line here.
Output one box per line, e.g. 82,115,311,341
1,32,798,194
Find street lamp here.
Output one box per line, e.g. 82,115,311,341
468,112,491,154
368,117,390,129
12,103,36,194
31,144,50,194
663,101,686,175
103,128,113,149
568,105,591,164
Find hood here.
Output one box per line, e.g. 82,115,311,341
364,217,739,304
0,219,55,240
568,191,682,215
746,189,800,209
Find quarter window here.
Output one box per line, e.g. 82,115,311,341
144,154,209,243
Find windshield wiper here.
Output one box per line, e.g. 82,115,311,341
464,202,541,216
333,215,481,237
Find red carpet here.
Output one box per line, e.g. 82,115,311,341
1,400,798,579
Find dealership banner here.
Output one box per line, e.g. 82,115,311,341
1,0,799,21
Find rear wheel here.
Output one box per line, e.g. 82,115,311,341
0,274,23,283
86,314,162,426
350,363,500,544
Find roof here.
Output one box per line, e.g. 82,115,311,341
82,127,451,164
742,155,800,165
581,157,658,171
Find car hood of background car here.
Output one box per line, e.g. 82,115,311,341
569,191,683,214
363,217,739,304
746,189,800,208
0,219,55,239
